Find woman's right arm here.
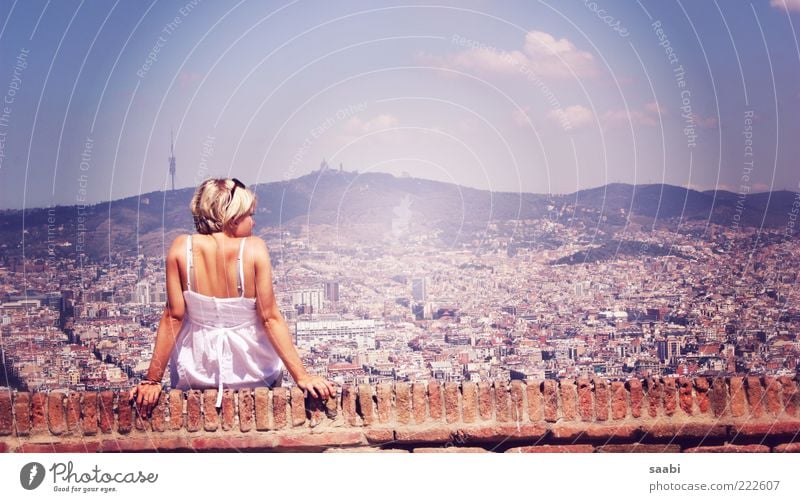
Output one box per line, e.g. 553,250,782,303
252,237,336,400
129,236,186,412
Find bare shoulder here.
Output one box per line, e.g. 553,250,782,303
167,234,190,260
245,235,270,254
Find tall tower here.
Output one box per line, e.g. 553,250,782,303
168,130,176,191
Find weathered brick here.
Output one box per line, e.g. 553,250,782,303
494,381,510,422
578,378,593,420
694,377,710,414
0,392,13,435
510,381,524,422
444,382,459,423
358,384,375,426
134,397,147,432
81,392,98,435
678,377,693,415
325,394,338,419
306,396,327,428
14,392,31,436
646,378,662,418
66,392,81,433
526,380,543,421
778,376,798,416
560,380,577,421
412,383,427,424
710,378,728,417
611,381,627,420
764,377,781,416
188,436,273,452
203,390,219,432
98,391,114,433
458,423,547,443
395,383,411,424
427,381,442,421
543,380,558,422
644,422,727,439
364,428,394,444
774,443,800,453
186,389,202,432
272,387,288,429
290,387,306,427
508,445,594,453
273,431,365,451
594,378,609,421
151,392,167,432
168,389,184,431
254,388,270,431
663,377,677,416
31,392,48,434
462,381,478,423
342,384,359,426
596,443,681,453
394,426,452,443
221,390,236,431
414,447,489,453
733,421,800,438
552,423,639,441
376,383,393,423
238,389,254,432
118,392,133,434
478,381,493,420
684,444,769,453
628,379,643,418
745,376,764,419
729,377,746,417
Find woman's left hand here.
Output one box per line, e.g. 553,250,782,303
296,374,337,400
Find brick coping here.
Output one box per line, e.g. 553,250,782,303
1,376,799,452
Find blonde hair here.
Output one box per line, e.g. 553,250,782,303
190,178,256,234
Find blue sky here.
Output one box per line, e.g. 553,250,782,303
0,0,799,209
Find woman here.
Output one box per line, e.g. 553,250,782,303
130,178,335,414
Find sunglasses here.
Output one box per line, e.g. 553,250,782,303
230,178,246,199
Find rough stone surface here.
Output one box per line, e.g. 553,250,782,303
462,381,478,423
444,383,459,424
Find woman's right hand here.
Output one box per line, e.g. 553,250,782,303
296,374,337,400
128,382,164,417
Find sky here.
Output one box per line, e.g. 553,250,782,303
0,0,799,209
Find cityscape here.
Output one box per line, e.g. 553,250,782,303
2,169,798,392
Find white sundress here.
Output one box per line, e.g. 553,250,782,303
169,235,283,407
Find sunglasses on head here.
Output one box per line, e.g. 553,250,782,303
229,178,245,199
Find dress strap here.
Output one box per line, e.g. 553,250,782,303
237,237,247,297
185,235,194,292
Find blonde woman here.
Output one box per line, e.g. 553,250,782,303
130,178,335,413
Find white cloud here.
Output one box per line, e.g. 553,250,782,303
344,114,399,134
428,30,597,80
523,31,597,79
602,108,657,127
512,107,533,127
771,0,800,12
547,105,594,130
644,101,667,116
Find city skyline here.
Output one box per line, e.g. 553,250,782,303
1,1,800,209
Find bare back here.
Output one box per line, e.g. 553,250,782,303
179,233,256,299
